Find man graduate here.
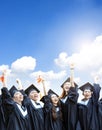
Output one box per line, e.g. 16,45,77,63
77,81,101,130
24,84,44,130
1,85,31,130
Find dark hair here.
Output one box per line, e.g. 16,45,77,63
51,100,63,121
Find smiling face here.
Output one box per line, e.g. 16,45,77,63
83,89,93,99
29,90,39,101
63,81,71,93
13,91,24,103
50,94,59,106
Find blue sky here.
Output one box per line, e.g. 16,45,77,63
0,0,102,96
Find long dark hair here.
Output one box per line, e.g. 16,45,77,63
51,100,63,121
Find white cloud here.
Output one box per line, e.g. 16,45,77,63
95,35,102,43
0,56,36,89
0,56,67,92
54,35,102,98
30,70,67,81
55,35,102,71
11,56,36,72
29,70,67,94
54,52,71,68
0,65,9,72
0,64,11,79
1,35,102,97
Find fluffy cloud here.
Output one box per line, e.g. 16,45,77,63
0,65,9,72
55,35,102,72
0,65,11,78
54,52,70,68
0,56,37,88
30,70,67,81
54,35,102,96
1,35,102,95
11,56,36,72
30,70,67,93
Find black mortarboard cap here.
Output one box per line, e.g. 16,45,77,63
48,89,59,97
9,85,18,97
40,95,50,103
25,84,40,95
60,77,78,88
79,82,94,91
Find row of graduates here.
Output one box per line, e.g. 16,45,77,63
0,76,102,130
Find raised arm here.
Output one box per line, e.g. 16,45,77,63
69,63,75,87
92,76,101,103
1,73,15,112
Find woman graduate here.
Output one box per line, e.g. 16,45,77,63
1,84,31,130
60,64,79,130
24,84,44,130
41,89,65,130
77,80,101,130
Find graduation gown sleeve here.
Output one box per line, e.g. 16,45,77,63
61,87,79,130
1,87,31,130
0,96,6,130
98,98,102,130
77,83,101,130
21,89,44,130
42,95,65,130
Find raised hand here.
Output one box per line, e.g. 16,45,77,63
16,78,23,90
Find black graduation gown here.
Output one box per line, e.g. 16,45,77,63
42,95,65,130
77,83,101,130
1,87,31,130
61,87,79,130
0,95,6,130
24,96,44,130
98,99,102,130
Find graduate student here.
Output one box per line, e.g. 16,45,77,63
0,95,6,130
77,81,101,130
0,70,7,129
24,84,44,130
41,89,65,130
98,98,102,130
60,64,79,130
60,77,78,130
1,85,31,130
